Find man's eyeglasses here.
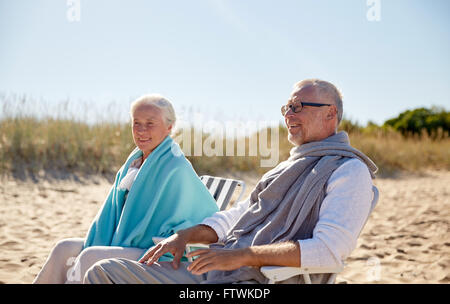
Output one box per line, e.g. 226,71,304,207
281,101,332,116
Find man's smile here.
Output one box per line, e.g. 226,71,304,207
287,122,302,132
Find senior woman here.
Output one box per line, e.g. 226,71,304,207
33,94,219,283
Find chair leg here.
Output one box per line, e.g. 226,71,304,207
303,274,312,284
326,273,337,284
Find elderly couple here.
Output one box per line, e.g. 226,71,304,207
33,78,377,284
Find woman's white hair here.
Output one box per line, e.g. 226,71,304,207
130,94,176,129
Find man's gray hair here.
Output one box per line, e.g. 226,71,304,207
130,94,176,128
294,79,343,126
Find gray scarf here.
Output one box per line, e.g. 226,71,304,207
202,131,377,284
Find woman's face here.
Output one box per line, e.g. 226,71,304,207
131,104,172,159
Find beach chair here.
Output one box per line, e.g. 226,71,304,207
199,175,246,211
152,175,246,261
260,185,379,284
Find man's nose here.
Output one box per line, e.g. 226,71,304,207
284,107,295,117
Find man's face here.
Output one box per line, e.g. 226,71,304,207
131,104,172,157
284,85,334,146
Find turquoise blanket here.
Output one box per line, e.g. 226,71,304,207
83,136,218,258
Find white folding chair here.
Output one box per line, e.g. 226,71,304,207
199,175,246,211
153,175,246,261
260,185,379,284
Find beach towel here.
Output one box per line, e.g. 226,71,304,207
83,136,219,260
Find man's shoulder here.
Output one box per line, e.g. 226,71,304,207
330,158,372,183
338,157,370,171
324,158,373,200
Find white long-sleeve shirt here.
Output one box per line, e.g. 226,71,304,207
201,158,374,269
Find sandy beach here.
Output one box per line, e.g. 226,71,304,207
0,170,449,284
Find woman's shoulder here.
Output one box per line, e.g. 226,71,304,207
173,158,198,177
161,151,195,172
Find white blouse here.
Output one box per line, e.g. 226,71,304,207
118,157,144,192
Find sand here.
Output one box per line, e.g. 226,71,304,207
0,170,449,284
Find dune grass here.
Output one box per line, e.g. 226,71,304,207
1,97,449,178
343,129,450,175
0,116,133,175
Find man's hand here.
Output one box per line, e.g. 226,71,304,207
186,248,251,275
138,224,219,270
185,241,301,275
138,232,188,269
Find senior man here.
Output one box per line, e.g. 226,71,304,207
83,79,378,284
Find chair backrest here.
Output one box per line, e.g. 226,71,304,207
200,175,246,211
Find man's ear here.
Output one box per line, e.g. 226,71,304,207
326,105,337,120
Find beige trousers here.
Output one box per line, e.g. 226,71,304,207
32,238,146,284
84,258,206,284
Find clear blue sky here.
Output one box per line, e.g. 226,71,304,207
1,0,449,126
